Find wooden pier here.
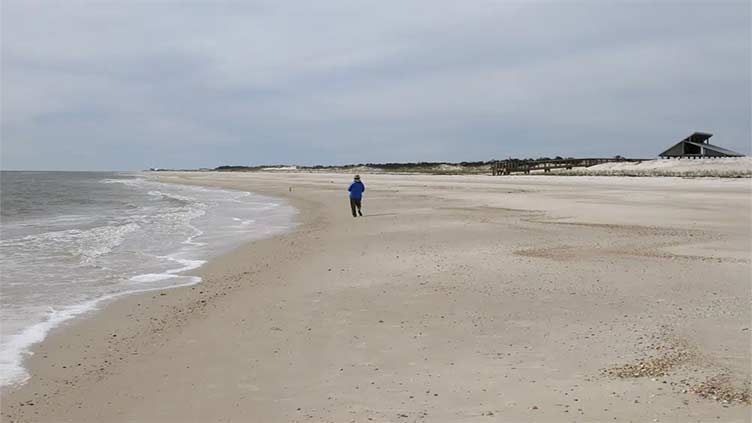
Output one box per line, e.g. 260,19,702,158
491,157,639,175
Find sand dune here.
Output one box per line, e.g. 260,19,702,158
555,157,752,177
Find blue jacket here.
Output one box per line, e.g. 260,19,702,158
348,181,365,199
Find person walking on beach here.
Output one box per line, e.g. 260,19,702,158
348,175,365,217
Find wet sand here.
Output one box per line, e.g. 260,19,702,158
2,172,750,422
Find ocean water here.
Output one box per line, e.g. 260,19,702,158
0,171,296,386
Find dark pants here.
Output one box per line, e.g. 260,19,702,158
350,198,362,216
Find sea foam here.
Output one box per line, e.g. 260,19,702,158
0,173,297,387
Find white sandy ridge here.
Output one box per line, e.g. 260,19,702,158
556,157,752,177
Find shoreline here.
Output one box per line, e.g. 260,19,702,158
2,172,749,422
2,174,321,422
0,174,299,389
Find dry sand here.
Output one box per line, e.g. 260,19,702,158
2,172,750,422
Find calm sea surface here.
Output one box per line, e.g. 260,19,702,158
0,171,296,386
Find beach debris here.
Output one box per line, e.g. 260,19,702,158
691,375,751,405
604,351,690,378
603,331,693,378
604,330,751,406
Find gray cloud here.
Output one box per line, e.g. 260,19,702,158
2,0,749,170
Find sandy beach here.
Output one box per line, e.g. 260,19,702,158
2,172,750,422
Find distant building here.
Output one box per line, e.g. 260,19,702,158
659,132,744,158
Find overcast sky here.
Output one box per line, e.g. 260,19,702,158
2,1,750,170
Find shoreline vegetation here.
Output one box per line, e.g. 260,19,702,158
148,156,752,178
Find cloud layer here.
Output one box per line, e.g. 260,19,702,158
2,1,750,170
